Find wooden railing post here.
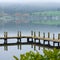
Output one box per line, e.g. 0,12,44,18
34,32,36,43
58,34,60,40
48,32,50,45
17,31,19,37
31,31,33,36
17,31,19,43
38,32,40,43
53,33,55,46
20,31,21,37
19,31,21,42
34,31,36,37
31,31,33,42
6,32,8,39
43,32,45,45
48,32,50,38
43,32,45,38
4,32,7,44
38,32,40,37
53,34,55,40
4,32,5,37
17,31,21,43
58,33,60,46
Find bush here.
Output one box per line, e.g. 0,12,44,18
13,48,60,60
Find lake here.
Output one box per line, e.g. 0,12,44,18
0,23,60,60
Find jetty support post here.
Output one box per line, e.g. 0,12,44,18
38,32,40,44
48,32,50,46
19,31,21,42
34,32,36,43
31,31,33,43
31,31,33,48
27,38,29,43
58,33,60,46
17,31,21,43
4,32,8,44
43,32,45,45
17,31,19,43
58,34,60,40
53,34,55,40
27,31,29,43
53,34,55,46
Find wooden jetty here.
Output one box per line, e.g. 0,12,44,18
0,31,60,48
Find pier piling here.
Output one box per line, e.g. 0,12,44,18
17,31,21,43
48,32,50,46
43,32,45,45
53,34,55,40
38,32,40,44
4,32,7,44
31,31,33,42
17,31,19,43
34,32,36,43
53,34,55,46
20,32,21,42
58,34,60,46
58,34,60,40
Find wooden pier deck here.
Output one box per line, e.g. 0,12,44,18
0,36,60,42
0,31,60,48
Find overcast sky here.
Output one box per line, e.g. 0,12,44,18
0,0,60,3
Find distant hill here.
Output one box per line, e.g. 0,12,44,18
30,11,60,16
0,3,60,25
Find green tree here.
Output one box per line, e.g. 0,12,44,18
43,48,60,60
13,48,60,60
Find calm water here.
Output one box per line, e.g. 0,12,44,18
0,23,60,60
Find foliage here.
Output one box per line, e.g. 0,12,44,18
43,48,60,60
13,56,19,60
13,48,60,60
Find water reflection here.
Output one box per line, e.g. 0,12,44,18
0,42,60,51
4,44,8,51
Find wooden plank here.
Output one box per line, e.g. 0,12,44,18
0,35,60,42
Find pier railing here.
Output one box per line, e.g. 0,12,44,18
0,31,60,47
